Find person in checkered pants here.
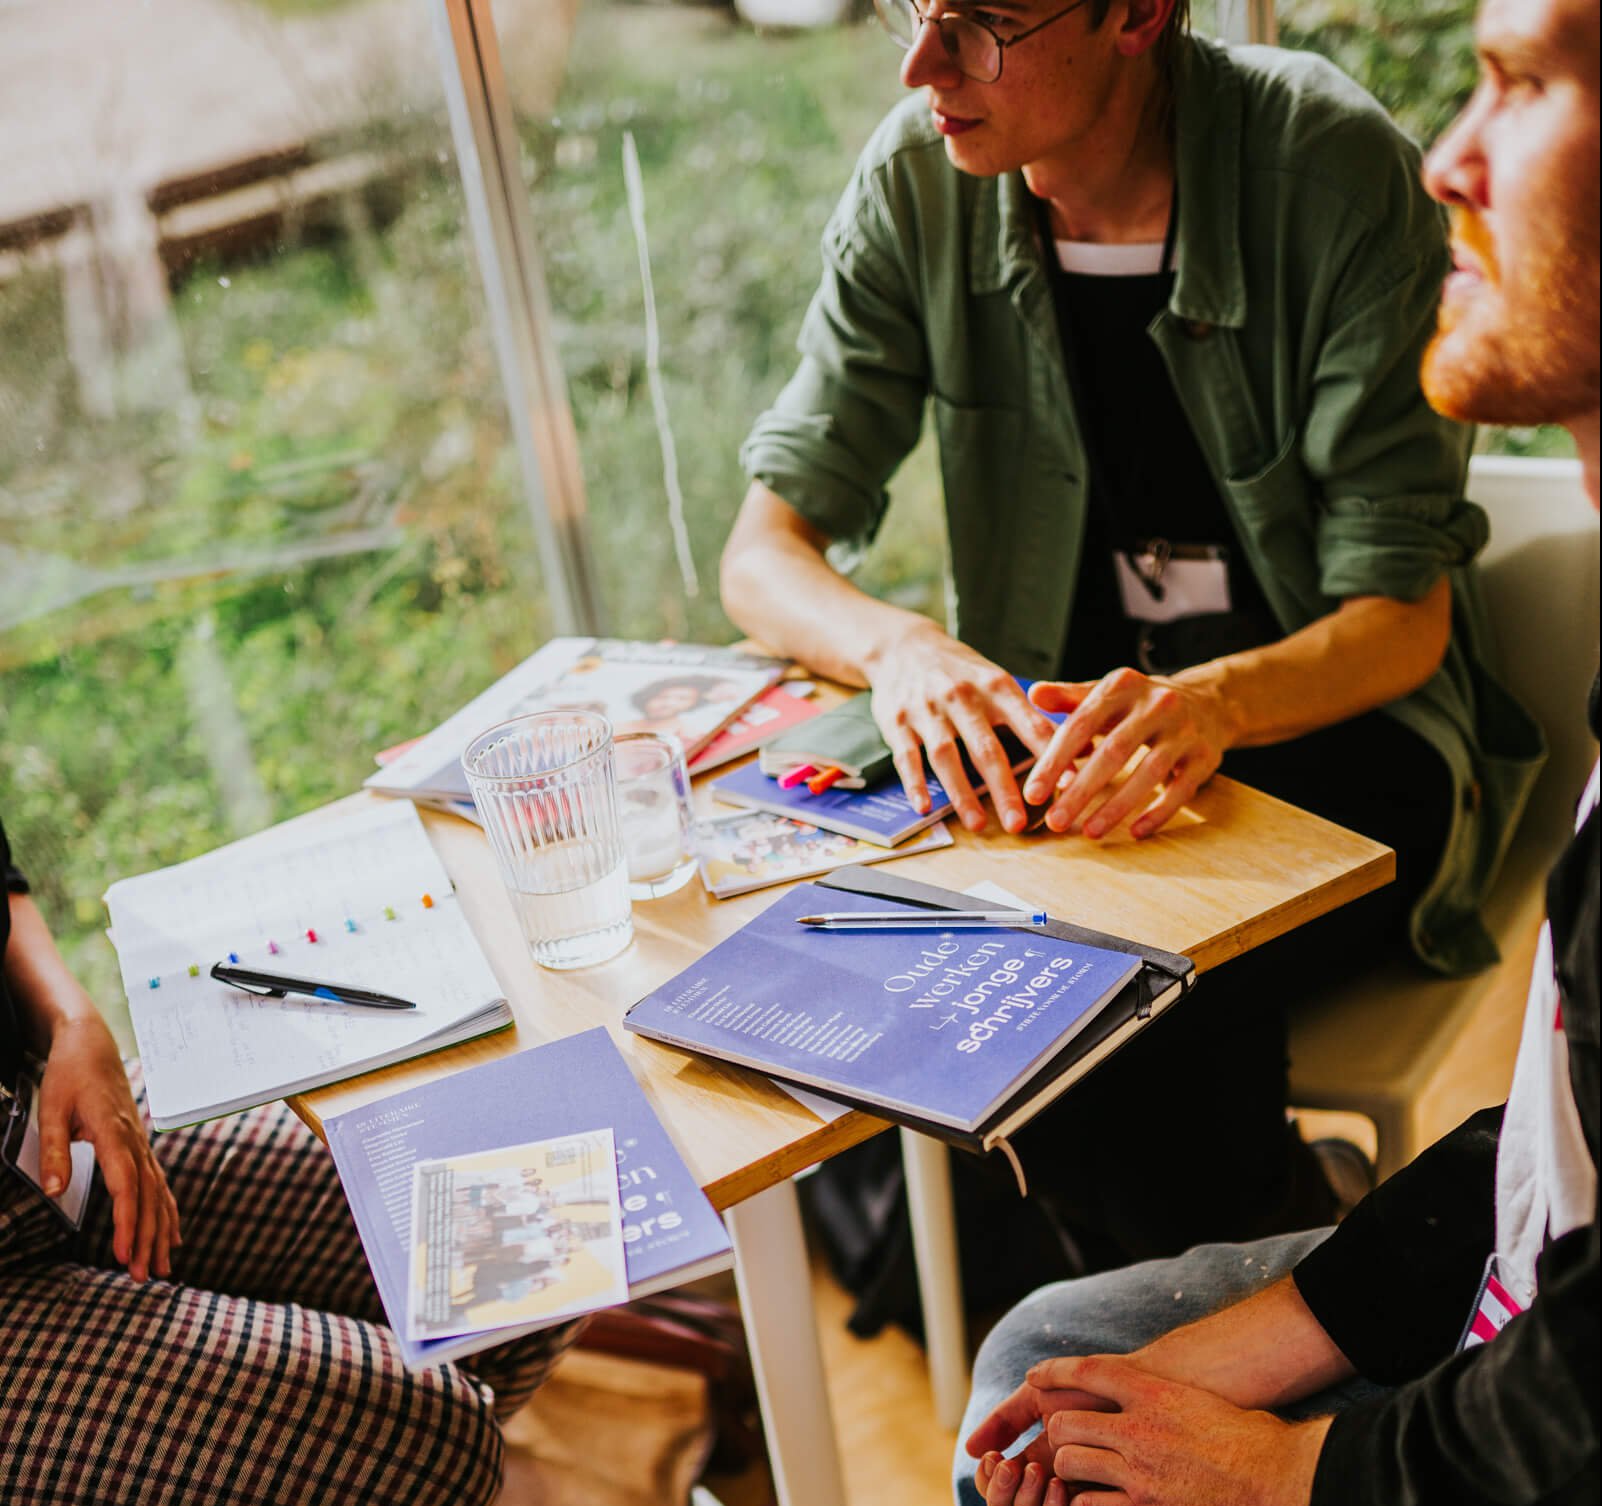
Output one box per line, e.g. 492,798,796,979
0,819,581,1505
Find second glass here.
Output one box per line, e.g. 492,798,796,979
462,710,633,969
614,732,697,900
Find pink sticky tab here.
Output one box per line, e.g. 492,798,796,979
777,764,817,789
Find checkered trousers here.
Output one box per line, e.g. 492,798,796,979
0,1066,583,1506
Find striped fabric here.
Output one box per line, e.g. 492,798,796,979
0,1066,582,1505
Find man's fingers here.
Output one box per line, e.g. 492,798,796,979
995,682,1059,755
1023,718,1096,806
131,1155,159,1281
1066,1489,1130,1506
99,1149,140,1267
1078,744,1178,840
1130,763,1207,839
150,1161,174,1278
34,1077,73,1197
1051,1442,1130,1492
1046,1409,1126,1453
163,1172,184,1250
966,1383,1045,1457
887,727,932,816
947,707,1027,832
923,730,986,832
1027,681,1093,716
1032,1387,1120,1416
978,1453,1050,1506
1027,1355,1157,1407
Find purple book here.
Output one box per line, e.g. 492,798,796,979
623,885,1142,1134
324,1027,731,1368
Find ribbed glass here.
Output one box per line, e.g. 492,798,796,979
462,710,633,969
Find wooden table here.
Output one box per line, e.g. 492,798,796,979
295,774,1390,1506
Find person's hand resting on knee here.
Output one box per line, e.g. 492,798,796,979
8,889,181,1281
970,1354,1329,1506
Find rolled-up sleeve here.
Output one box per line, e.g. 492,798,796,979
740,161,930,554
1302,165,1486,603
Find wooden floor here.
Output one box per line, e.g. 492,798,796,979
503,1248,959,1506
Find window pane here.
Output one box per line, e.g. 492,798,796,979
1276,0,1574,459
0,0,550,1040
529,0,950,644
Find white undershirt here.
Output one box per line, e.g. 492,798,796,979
1494,760,1601,1305
1055,240,1168,276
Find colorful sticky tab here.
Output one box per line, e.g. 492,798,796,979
187,963,200,978
777,764,818,790
344,918,358,933
267,939,281,955
806,765,846,796
421,893,435,909
148,977,160,990
383,906,397,921
227,952,240,965
305,928,318,944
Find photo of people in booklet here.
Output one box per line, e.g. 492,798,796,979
407,1130,628,1343
695,809,954,898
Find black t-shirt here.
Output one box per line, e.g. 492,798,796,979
1,818,28,1088
1039,229,1278,680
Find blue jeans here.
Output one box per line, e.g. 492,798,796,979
953,1229,1385,1505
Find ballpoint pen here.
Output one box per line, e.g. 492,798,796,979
209,961,418,1010
795,909,1049,930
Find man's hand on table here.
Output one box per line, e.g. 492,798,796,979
1023,670,1242,840
969,1355,1329,1506
864,621,1056,834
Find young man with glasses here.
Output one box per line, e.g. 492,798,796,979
722,0,1541,1259
953,3,1598,1493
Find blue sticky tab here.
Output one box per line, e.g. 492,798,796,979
148,977,160,989
344,918,358,932
227,952,240,964
313,986,341,1001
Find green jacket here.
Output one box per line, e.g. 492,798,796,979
741,35,1544,975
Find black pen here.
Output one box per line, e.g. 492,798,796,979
209,962,418,1010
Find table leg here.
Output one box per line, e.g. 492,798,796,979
726,1178,848,1506
901,1127,969,1430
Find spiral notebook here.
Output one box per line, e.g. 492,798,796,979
105,801,512,1130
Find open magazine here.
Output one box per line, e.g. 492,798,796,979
367,638,787,803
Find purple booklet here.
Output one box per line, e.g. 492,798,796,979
623,885,1142,1133
324,1027,731,1368
710,758,952,846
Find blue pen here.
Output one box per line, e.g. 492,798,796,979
208,962,417,1010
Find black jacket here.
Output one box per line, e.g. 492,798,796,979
1295,686,1600,1505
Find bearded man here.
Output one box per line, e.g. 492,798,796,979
955,0,1600,1500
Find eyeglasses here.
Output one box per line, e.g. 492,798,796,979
872,0,1095,84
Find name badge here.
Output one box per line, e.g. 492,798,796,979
1458,1254,1529,1352
1114,543,1232,624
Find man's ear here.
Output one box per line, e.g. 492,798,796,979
1115,0,1177,57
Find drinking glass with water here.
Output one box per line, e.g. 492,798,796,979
462,710,634,970
614,732,698,900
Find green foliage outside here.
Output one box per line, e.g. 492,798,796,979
0,0,1574,1044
